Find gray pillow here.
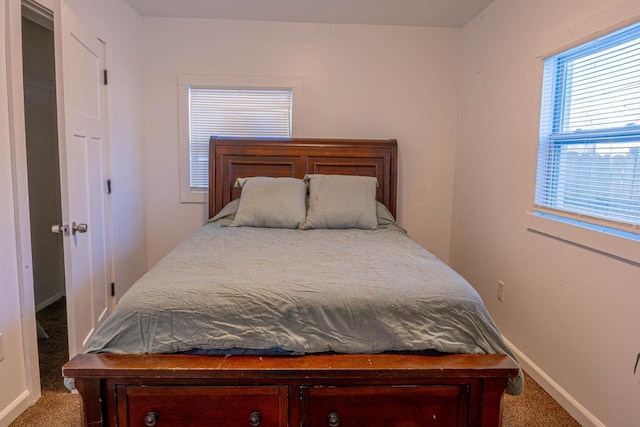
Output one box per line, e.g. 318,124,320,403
230,177,307,228
208,198,240,223
376,201,406,233
302,174,378,229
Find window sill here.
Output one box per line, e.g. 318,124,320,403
180,191,207,204
526,211,640,265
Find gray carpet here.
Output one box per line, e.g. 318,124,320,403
11,297,580,426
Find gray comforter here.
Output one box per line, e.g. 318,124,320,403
82,206,523,395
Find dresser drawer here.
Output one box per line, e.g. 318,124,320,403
118,385,288,427
302,385,469,427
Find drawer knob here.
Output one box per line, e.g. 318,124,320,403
328,411,340,427
144,411,158,426
249,411,261,426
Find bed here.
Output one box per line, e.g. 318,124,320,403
63,137,522,427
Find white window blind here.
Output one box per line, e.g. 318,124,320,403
188,88,293,191
535,21,640,233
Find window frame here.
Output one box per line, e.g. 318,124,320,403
527,20,640,263
178,74,303,203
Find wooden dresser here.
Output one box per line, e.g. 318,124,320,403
63,353,518,427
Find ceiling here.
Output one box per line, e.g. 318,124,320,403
123,0,494,28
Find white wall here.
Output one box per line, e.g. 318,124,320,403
453,0,640,425
141,18,459,266
0,2,30,423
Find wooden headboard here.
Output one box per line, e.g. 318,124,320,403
208,137,398,219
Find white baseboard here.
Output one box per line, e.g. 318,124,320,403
35,291,64,312
503,336,605,427
0,390,31,427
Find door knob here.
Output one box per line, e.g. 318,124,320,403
51,224,69,235
72,222,88,235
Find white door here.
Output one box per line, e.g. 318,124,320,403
56,2,112,357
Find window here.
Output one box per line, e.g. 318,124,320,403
178,75,302,202
535,21,640,235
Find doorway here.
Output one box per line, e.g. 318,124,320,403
21,7,69,392
20,0,115,360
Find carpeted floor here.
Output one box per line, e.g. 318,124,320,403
11,298,581,426
503,373,580,426
10,298,81,427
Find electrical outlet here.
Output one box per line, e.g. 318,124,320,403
0,333,4,362
497,281,505,302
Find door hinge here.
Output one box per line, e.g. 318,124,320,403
107,179,112,194
111,282,115,297
103,69,108,85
